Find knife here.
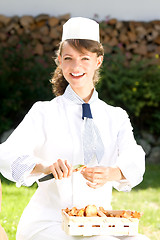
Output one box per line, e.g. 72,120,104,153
38,164,86,182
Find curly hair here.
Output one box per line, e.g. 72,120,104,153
50,39,104,96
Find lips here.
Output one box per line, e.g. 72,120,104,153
70,73,85,77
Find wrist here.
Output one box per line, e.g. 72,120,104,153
31,163,45,174
109,167,125,181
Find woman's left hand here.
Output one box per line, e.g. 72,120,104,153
81,166,124,189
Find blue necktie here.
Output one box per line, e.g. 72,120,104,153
64,85,104,165
82,103,93,119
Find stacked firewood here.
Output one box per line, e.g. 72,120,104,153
0,14,70,57
0,14,160,60
100,18,160,61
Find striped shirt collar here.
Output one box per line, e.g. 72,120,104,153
63,84,98,104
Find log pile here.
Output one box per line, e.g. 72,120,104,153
100,18,160,61
0,14,160,60
0,14,70,58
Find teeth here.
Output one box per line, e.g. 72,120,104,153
71,73,84,77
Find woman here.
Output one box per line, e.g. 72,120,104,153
0,17,149,240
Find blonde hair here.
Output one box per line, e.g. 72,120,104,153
50,39,104,96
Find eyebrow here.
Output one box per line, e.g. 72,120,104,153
63,53,91,57
63,54,72,57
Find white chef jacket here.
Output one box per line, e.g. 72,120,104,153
0,85,145,239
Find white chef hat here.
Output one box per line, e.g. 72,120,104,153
62,17,100,42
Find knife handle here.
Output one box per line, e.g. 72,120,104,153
38,173,54,182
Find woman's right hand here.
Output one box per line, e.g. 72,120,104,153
31,159,73,180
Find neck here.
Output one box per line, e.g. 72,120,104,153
70,86,94,103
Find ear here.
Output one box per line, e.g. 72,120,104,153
96,55,103,69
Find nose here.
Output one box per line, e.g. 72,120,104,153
72,59,81,69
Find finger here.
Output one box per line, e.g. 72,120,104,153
89,177,105,185
57,159,68,178
65,160,72,177
84,166,104,173
86,181,102,189
81,171,103,183
49,164,58,180
58,159,72,178
82,174,96,183
54,161,63,180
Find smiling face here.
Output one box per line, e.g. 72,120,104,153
58,41,103,99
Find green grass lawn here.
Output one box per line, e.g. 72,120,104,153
0,164,160,240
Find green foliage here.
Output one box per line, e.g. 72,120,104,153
97,48,160,135
0,42,55,135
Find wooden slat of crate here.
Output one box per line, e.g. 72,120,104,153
62,210,139,236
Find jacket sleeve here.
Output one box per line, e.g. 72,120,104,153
113,108,145,192
0,102,46,187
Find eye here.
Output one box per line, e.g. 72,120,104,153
82,57,90,60
64,57,72,60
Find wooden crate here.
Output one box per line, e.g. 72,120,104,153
62,210,139,236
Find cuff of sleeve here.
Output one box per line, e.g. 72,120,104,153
11,155,44,187
116,158,144,190
16,163,36,187
112,179,132,192
16,168,44,187
115,146,145,190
